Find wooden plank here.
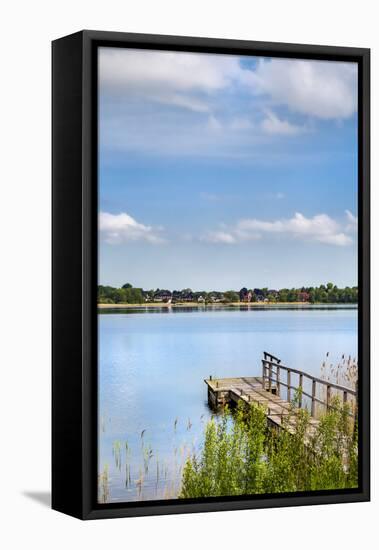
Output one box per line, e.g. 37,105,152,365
205,374,323,441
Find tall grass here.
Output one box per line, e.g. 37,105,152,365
180,398,358,498
321,352,358,388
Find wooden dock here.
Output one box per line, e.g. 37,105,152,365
205,352,357,438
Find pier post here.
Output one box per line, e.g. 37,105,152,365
326,385,331,411
261,360,265,389
298,374,303,408
311,380,316,417
268,363,272,392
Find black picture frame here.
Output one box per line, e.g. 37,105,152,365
52,30,370,520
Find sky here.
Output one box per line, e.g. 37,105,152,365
98,47,358,291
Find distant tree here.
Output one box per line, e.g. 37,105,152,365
223,291,239,303
285,288,297,302
278,289,289,302
114,288,127,303
122,283,133,289
124,287,144,303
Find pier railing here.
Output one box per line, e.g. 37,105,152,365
262,352,357,418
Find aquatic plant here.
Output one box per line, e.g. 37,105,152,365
143,444,153,474
112,440,122,471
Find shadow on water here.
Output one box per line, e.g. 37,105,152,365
99,304,358,315
22,491,51,508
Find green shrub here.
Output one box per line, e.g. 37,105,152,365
180,398,357,498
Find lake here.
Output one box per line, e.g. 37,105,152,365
98,305,357,503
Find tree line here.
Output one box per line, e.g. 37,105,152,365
98,282,357,304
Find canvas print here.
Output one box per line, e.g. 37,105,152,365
97,47,359,504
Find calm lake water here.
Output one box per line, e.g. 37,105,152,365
98,305,357,503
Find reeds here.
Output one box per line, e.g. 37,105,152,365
319,352,358,419
99,416,199,502
98,464,110,503
321,352,358,388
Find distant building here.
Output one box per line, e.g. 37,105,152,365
208,292,224,303
172,290,181,302
153,290,172,303
171,289,194,302
267,289,279,300
253,288,265,302
181,291,194,302
239,287,253,302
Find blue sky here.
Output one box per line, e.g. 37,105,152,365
98,48,358,291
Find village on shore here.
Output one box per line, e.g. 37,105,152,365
98,282,358,306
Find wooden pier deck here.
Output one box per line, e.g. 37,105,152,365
205,374,320,437
204,352,357,439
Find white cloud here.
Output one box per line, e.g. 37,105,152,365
100,48,238,92
99,48,244,113
100,50,357,120
202,231,237,244
252,58,357,119
160,93,210,113
99,49,358,157
345,209,358,233
202,212,354,246
99,211,165,244
261,110,305,135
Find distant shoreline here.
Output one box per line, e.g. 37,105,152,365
98,301,357,310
